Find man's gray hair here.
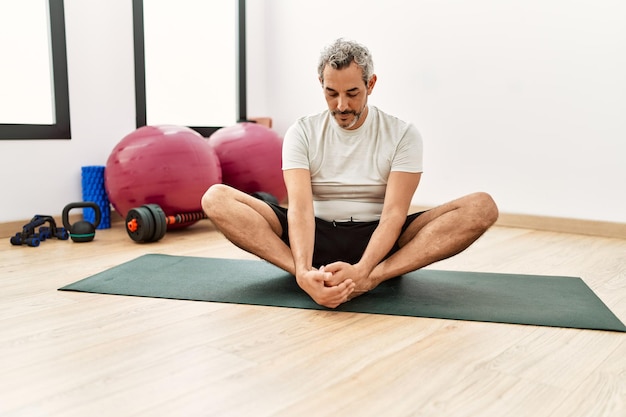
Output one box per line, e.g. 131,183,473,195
317,39,374,86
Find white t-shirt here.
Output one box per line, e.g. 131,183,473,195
282,105,423,222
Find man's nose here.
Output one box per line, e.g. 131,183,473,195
337,95,349,112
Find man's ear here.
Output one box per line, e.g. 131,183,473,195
319,77,324,87
367,74,377,94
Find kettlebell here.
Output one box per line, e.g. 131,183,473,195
62,202,101,242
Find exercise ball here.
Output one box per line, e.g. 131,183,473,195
105,125,222,229
207,122,287,203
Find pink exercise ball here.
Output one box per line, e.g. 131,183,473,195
105,125,222,228
207,122,287,203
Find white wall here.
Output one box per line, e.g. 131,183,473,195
0,0,269,223
1,0,624,224
0,0,136,222
262,0,626,223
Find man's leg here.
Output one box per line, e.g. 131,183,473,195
201,184,296,274
368,192,499,286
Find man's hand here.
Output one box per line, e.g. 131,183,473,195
322,262,374,299
296,267,355,308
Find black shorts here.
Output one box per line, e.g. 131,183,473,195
266,203,425,268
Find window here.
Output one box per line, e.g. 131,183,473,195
0,0,71,140
133,0,247,137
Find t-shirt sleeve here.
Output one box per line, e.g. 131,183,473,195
282,121,310,170
391,124,424,173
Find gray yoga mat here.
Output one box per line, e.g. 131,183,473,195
59,254,626,332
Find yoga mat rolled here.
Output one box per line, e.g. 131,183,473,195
59,254,626,332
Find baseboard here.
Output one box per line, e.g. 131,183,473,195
2,209,624,240
410,205,626,240
495,212,626,239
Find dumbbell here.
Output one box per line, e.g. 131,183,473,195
125,204,207,243
125,192,279,243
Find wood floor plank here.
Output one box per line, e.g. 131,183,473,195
1,223,624,417
548,338,626,417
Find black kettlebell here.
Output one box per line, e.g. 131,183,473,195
62,202,101,242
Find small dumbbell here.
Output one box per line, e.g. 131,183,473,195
10,234,41,247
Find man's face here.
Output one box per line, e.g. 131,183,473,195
321,61,376,130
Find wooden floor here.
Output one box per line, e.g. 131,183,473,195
1,220,625,417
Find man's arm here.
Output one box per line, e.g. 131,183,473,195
283,168,315,276
358,171,421,274
324,171,421,290
283,168,355,308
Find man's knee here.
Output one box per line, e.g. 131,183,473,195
467,192,499,229
201,183,232,217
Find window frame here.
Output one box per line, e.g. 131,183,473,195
0,0,71,140
132,0,247,137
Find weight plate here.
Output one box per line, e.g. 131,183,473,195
126,207,154,243
144,204,167,242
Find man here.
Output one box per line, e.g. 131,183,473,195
202,39,498,308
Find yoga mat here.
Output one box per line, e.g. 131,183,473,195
59,254,626,332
